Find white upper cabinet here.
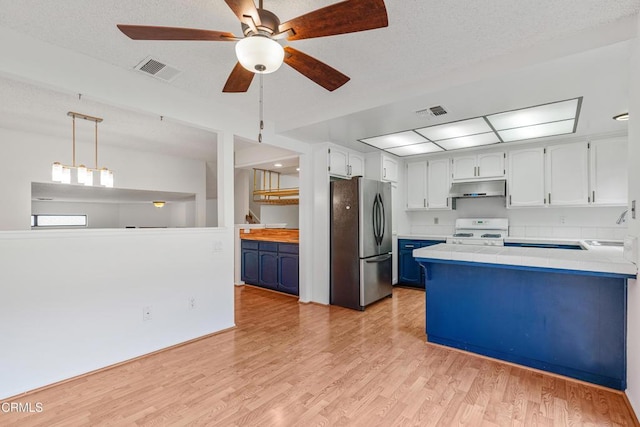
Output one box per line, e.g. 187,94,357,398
382,155,399,182
452,152,504,180
349,153,365,177
452,156,477,180
366,152,399,183
589,138,628,206
427,158,451,209
406,161,427,209
508,148,546,207
545,142,589,206
328,145,364,178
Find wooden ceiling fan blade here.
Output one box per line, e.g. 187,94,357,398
224,0,261,26
279,0,388,41
283,47,350,91
117,25,236,41
223,62,255,93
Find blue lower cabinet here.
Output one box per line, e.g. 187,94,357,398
259,251,279,290
240,241,259,285
241,239,299,296
398,239,444,288
278,253,299,295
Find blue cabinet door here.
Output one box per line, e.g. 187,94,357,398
259,251,279,290
241,248,259,285
399,248,422,286
398,239,445,288
278,253,299,295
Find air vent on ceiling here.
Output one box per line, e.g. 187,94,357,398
134,56,181,82
416,105,448,118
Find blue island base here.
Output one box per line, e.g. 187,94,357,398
417,260,628,390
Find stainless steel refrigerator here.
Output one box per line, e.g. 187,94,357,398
330,177,392,310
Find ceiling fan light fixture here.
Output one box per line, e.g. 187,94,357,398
235,36,284,74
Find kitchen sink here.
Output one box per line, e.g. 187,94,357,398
583,240,624,247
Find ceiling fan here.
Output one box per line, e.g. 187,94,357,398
117,0,388,93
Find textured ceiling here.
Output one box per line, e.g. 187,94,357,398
0,0,638,153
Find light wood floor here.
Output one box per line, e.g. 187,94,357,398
3,286,638,426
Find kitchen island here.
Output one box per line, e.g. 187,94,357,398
414,243,636,390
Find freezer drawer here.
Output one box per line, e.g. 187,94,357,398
360,254,392,307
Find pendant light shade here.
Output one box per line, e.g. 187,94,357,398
235,36,284,74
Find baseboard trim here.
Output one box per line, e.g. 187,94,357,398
621,392,640,426
4,326,236,401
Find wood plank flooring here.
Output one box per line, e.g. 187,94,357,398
2,286,638,426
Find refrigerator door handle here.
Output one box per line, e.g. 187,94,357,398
378,193,386,243
372,196,380,246
365,254,392,263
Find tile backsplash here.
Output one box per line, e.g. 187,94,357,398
406,197,628,240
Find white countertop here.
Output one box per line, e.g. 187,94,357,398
398,234,449,241
413,242,637,276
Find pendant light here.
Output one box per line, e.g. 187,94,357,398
51,111,114,187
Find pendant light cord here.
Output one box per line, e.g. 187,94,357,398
259,73,264,143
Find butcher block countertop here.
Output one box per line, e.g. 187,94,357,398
240,228,299,244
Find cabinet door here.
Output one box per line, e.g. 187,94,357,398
406,162,427,209
382,156,398,182
427,158,451,209
398,249,422,286
348,153,365,177
278,254,299,295
259,251,279,289
590,138,627,205
508,148,545,207
329,147,348,177
477,152,505,178
546,142,589,205
452,156,477,180
241,248,259,285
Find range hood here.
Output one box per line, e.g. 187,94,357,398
449,180,506,198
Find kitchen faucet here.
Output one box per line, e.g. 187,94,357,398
616,209,628,224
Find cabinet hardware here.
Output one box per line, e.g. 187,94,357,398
548,193,551,204
592,191,595,203
478,166,480,176
588,196,591,203
406,245,415,248
509,195,512,205
424,198,426,208
383,168,386,178
446,198,449,207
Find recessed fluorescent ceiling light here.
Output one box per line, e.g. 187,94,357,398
437,133,501,151
386,143,444,156
415,117,492,141
360,131,427,149
497,119,575,142
359,97,581,157
486,98,579,130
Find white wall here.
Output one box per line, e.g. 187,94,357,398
234,169,251,224
206,199,218,227
625,12,640,417
0,127,207,230
260,205,299,228
0,228,234,399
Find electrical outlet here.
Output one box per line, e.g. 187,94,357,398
560,216,566,224
189,297,196,310
143,306,152,321
434,217,439,225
